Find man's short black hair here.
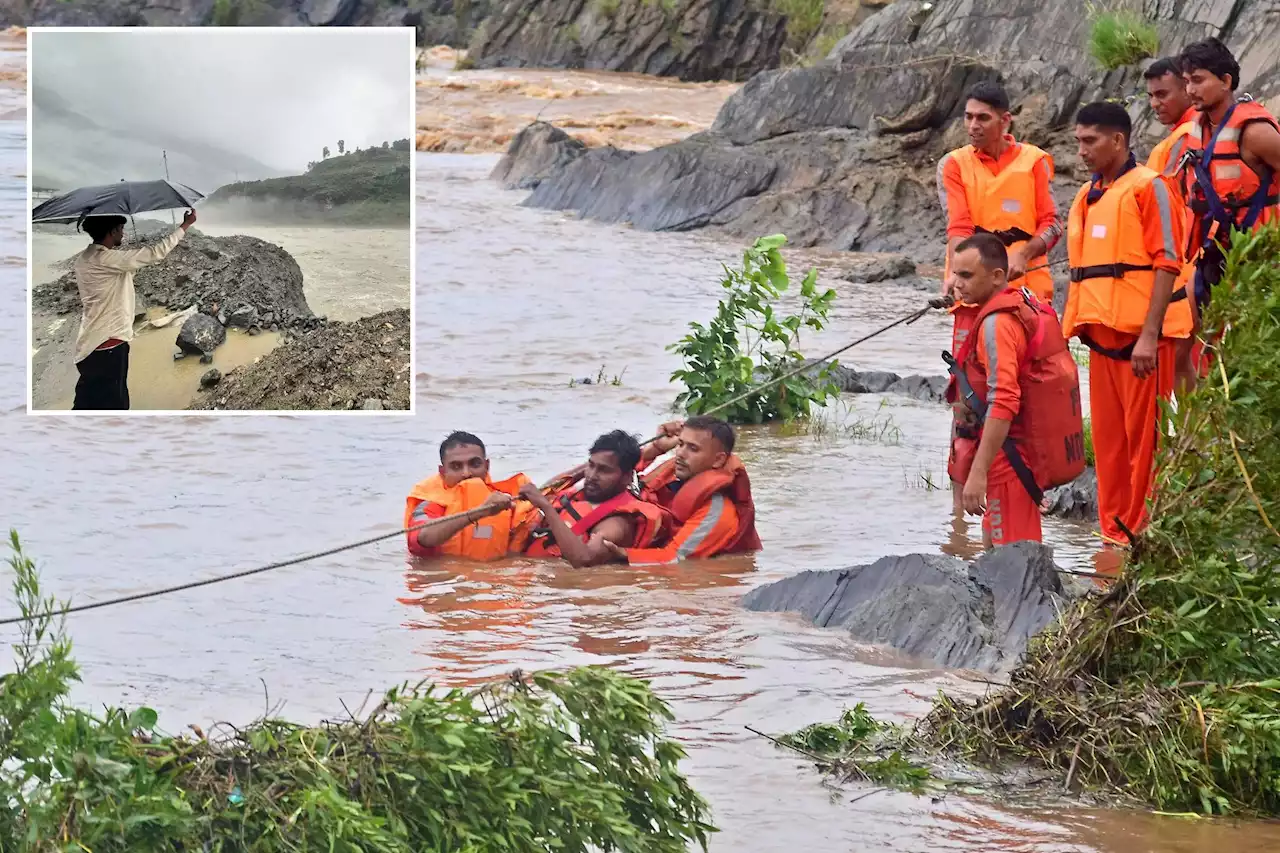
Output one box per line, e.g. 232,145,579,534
965,81,1010,113
1076,101,1132,142
954,232,1009,273
1143,57,1182,80
439,430,485,461
589,429,641,473
683,415,736,453
1179,37,1241,91
82,215,126,243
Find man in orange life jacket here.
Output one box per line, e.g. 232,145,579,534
600,416,762,565
517,430,669,568
1063,101,1191,545
404,431,532,561
946,233,1047,548
937,81,1061,514
1177,38,1280,365
1143,56,1200,390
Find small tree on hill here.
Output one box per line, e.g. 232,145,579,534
338,139,345,155
322,146,330,159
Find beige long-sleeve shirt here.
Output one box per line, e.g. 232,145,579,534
72,226,187,363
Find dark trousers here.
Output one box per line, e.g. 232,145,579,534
73,343,130,410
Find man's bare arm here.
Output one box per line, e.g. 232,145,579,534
1242,120,1280,174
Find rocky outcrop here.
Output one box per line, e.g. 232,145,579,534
33,229,319,332
498,0,1280,265
827,364,947,403
188,308,411,411
1043,466,1099,521
468,0,786,82
742,541,1085,674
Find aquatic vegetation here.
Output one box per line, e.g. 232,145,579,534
922,223,1280,815
766,704,933,793
0,531,716,851
668,234,840,424
776,224,1280,815
569,364,627,387
778,399,902,445
1086,4,1159,71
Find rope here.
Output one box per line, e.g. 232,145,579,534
0,510,485,627
2,297,958,626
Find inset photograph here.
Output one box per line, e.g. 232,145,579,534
27,27,415,412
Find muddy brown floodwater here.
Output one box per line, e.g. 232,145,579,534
2,37,1280,852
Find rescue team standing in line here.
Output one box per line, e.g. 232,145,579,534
404,417,761,566
406,40,1276,565
942,37,1276,549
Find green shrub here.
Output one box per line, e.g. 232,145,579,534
0,531,717,850
1087,5,1160,71
667,234,840,424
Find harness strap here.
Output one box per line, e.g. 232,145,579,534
1077,330,1134,361
1068,262,1154,283
974,225,1035,246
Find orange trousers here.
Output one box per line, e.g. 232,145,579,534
983,473,1042,548
1085,326,1176,544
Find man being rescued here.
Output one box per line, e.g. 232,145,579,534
1143,57,1201,390
601,415,762,565
404,431,535,560
937,80,1062,515
516,430,670,568
1063,102,1192,545
1176,37,1280,373
945,233,1084,549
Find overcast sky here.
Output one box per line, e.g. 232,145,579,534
31,28,414,173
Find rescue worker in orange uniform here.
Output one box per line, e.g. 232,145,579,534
1063,102,1192,545
1177,38,1280,370
947,234,1073,548
516,430,670,568
1143,56,1200,390
600,416,763,564
404,431,536,560
938,81,1062,514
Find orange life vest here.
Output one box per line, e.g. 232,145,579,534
1147,119,1195,181
1063,159,1194,351
404,473,534,561
947,142,1056,302
944,287,1086,502
640,455,763,554
1182,98,1280,305
521,487,670,558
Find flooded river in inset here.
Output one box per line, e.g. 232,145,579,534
3,34,1280,852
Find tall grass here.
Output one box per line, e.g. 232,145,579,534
1087,5,1160,71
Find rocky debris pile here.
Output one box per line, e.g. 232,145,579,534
189,308,411,411
742,541,1087,675
826,364,948,403
32,228,318,338
468,0,786,83
496,0,1280,267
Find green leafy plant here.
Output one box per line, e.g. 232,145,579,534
0,531,717,851
775,704,933,793
771,0,827,56
667,234,840,424
1086,3,1160,71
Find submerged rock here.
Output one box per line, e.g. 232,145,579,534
491,122,587,191
826,364,948,403
176,313,226,357
742,541,1083,674
1043,467,1099,521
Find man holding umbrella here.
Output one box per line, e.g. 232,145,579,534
72,209,196,409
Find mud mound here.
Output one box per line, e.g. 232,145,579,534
188,309,410,411
32,228,318,331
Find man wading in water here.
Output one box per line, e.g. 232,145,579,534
72,210,195,409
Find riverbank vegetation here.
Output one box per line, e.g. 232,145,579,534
667,234,840,424
0,532,716,850
1086,3,1159,70
774,223,1280,816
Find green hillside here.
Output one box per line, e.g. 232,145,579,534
205,140,411,226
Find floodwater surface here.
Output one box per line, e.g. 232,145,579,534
2,36,1279,852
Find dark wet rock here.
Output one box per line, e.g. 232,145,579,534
200,368,222,388
837,253,917,283
826,364,948,403
1043,466,1099,521
189,309,411,411
469,0,787,83
32,228,318,332
176,312,226,357
741,541,1084,674
498,0,1280,266
225,304,259,329
491,122,587,191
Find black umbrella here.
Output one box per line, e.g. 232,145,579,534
31,179,204,225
